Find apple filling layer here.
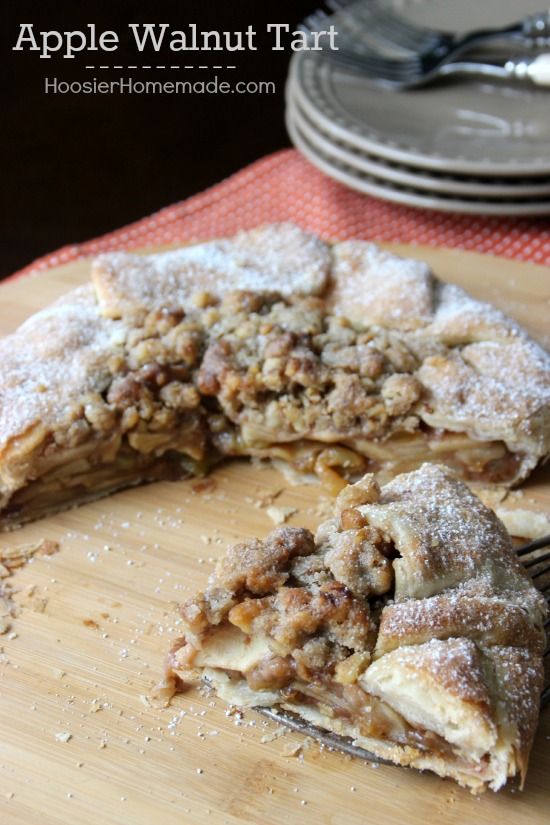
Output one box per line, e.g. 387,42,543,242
186,633,501,790
229,431,523,495
171,466,547,793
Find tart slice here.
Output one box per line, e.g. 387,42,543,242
170,464,547,793
0,225,331,529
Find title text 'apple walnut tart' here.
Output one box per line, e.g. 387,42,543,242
167,464,547,793
0,224,549,529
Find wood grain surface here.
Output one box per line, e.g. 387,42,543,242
0,245,549,825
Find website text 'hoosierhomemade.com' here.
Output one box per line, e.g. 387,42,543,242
44,75,276,95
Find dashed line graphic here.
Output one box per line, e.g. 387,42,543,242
84,65,238,70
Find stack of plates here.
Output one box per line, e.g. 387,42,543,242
285,0,550,215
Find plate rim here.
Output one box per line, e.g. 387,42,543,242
287,88,550,199
290,0,550,177
285,106,550,216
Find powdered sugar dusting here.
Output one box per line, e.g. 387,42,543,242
389,637,491,708
490,646,545,750
0,285,126,455
329,241,434,330
425,282,520,343
92,224,331,318
360,464,536,600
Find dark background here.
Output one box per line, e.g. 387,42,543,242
1,1,320,280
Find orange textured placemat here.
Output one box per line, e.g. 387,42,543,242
12,148,550,279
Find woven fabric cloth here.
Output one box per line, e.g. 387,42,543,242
14,148,550,279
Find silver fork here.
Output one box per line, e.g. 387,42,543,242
256,533,550,764
324,1,550,57
300,36,550,89
518,535,550,711
302,5,550,87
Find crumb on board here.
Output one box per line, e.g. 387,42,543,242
256,489,284,508
0,538,60,578
281,736,316,758
260,725,290,744
265,506,297,526
474,485,509,511
16,583,48,615
494,507,550,540
83,619,100,630
282,741,304,757
0,582,19,618
470,485,548,540
191,478,217,495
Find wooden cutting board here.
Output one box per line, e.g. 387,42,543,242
0,245,549,825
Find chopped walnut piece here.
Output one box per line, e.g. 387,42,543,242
245,654,296,691
381,373,423,416
335,474,381,513
215,527,316,596
180,586,236,643
324,528,393,598
229,581,373,668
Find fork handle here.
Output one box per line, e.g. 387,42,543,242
521,12,550,42
509,53,550,85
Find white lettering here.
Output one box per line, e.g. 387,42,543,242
290,30,309,51
169,31,188,51
267,22,289,50
15,24,119,57
291,25,339,51
99,31,119,51
202,31,221,50
41,30,63,59
64,31,86,58
13,23,40,51
129,23,169,51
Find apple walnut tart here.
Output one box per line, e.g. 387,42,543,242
168,464,547,793
0,224,549,529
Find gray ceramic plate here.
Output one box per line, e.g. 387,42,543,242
287,85,550,197
291,0,550,176
286,105,550,214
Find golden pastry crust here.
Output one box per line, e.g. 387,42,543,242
172,464,547,793
328,240,435,330
0,224,549,528
0,288,208,525
91,223,332,321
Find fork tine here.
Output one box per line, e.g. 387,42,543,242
325,0,351,10
256,706,393,763
317,51,417,82
308,9,330,27
364,4,439,49
332,0,442,52
302,20,423,70
521,551,550,571
329,52,420,81
299,23,422,80
516,533,550,557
